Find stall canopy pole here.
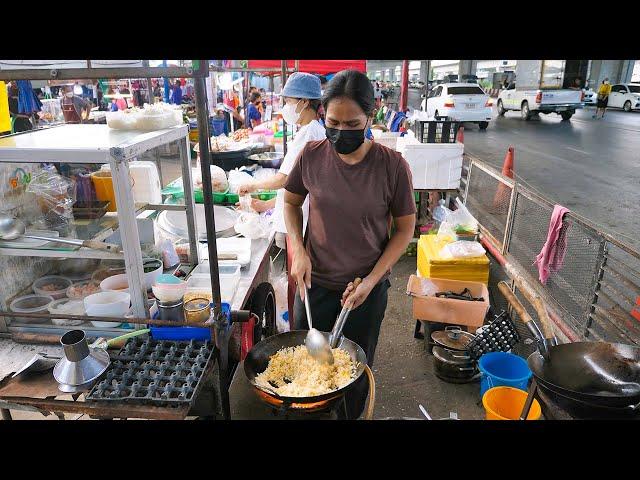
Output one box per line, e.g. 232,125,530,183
194,61,223,314
281,60,288,156
400,60,409,112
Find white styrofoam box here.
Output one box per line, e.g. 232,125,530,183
186,263,241,302
372,131,401,150
129,161,162,204
398,141,464,190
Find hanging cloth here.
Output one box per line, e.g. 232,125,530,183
17,80,42,114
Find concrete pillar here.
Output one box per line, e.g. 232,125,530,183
420,60,431,82
588,60,635,87
458,60,478,78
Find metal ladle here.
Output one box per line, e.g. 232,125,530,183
303,285,334,365
0,213,122,253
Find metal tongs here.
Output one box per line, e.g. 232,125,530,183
329,278,362,348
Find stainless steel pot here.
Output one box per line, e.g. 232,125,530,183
432,345,478,383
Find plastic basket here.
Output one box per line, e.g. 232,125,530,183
411,116,460,144
468,310,521,361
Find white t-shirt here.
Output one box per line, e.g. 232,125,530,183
272,119,326,234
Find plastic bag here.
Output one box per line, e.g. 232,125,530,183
440,240,486,259
238,193,254,212
26,169,75,235
234,212,269,239
415,277,439,297
436,197,478,242
193,165,228,193
227,169,254,194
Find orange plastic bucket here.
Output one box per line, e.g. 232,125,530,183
91,171,117,212
482,386,541,420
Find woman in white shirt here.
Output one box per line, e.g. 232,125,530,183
238,72,325,249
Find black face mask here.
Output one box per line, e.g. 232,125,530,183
325,121,368,155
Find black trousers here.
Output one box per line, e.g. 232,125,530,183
293,279,390,419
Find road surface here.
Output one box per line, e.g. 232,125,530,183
404,88,640,249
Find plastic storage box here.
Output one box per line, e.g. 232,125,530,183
186,263,241,303
406,275,489,328
417,235,489,284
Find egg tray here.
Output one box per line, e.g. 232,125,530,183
86,337,214,407
467,310,521,361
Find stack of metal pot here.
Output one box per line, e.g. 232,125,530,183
431,326,478,383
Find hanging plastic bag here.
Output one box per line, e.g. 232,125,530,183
269,252,290,333
440,240,486,259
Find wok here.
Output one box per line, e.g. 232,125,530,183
244,330,367,405
528,343,640,407
498,278,640,410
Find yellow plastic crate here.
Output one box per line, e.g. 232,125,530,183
417,235,490,285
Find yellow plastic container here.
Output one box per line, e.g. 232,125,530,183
91,171,117,212
0,81,11,133
417,235,490,284
482,386,541,420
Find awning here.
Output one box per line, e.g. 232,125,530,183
247,60,367,75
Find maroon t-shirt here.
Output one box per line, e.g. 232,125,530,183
285,139,416,291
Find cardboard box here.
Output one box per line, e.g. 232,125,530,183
406,275,489,328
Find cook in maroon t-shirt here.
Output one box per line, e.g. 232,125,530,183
283,69,416,419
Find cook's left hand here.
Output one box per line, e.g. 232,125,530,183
341,277,375,311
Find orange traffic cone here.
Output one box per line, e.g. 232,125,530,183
493,146,515,210
501,145,515,178
456,125,464,144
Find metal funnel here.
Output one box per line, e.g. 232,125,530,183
53,330,110,392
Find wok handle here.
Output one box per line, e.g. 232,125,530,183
498,281,545,346
504,263,556,344
363,364,376,420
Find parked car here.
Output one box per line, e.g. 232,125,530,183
497,82,584,121
607,83,640,112
583,88,596,105
420,83,492,129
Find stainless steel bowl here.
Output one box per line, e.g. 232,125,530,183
247,152,284,169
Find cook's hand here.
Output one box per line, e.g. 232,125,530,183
238,183,256,195
341,277,374,311
292,249,312,300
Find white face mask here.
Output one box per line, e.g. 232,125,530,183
281,100,302,125
65,92,74,98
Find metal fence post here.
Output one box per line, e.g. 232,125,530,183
585,239,609,338
502,182,518,256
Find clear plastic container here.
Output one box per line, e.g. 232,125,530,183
48,298,85,326
10,294,55,324
432,199,450,230
66,280,102,300
187,263,241,302
32,275,73,300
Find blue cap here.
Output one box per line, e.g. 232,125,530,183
281,72,322,99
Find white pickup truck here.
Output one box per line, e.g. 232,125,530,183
496,83,584,121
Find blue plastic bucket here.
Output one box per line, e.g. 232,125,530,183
478,351,532,397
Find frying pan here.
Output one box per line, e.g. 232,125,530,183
244,330,367,404
498,279,640,409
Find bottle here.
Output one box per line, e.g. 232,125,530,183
432,199,448,229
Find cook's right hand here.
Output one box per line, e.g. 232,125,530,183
292,249,312,300
238,184,256,195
